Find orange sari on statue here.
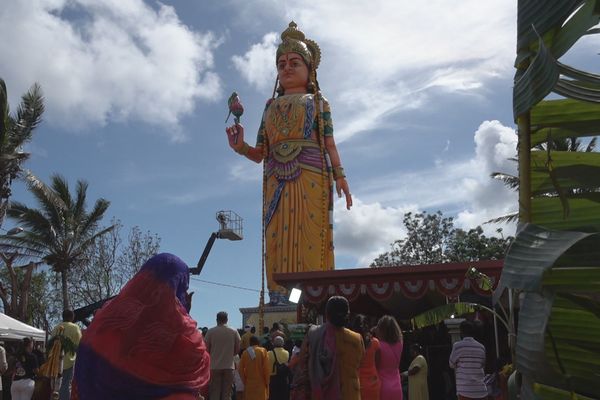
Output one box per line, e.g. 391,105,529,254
258,93,334,293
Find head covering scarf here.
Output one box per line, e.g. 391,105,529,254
308,323,341,400
72,253,210,399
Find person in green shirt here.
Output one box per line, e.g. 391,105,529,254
51,310,82,400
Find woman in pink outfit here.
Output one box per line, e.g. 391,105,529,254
376,315,403,400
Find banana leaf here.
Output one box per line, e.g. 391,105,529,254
532,164,600,195
513,2,600,398
553,235,600,267
558,62,600,85
555,78,600,102
466,266,494,291
543,295,600,395
530,151,600,194
517,0,580,51
534,383,596,400
410,302,477,329
514,292,600,396
493,224,591,303
556,293,600,318
543,267,600,292
531,194,600,231
515,292,560,380
530,127,600,147
530,98,600,133
514,38,559,119
551,0,600,58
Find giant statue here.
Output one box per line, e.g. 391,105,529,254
226,22,352,299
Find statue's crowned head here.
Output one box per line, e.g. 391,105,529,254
275,21,321,95
276,21,321,70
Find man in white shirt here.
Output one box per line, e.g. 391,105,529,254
449,320,488,400
204,311,241,400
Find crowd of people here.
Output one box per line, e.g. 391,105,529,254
199,299,495,400
0,309,82,400
201,296,437,400
0,253,493,400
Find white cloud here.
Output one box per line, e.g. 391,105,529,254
0,0,222,140
232,33,278,92
231,1,516,142
454,120,518,235
355,160,476,209
353,120,517,215
333,120,518,263
334,197,417,266
228,160,263,182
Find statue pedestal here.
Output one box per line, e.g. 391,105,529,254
444,318,465,344
239,302,298,330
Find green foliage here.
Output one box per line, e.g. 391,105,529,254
0,78,44,227
26,270,55,330
447,226,513,262
466,267,494,291
411,302,478,329
47,332,77,356
0,258,37,324
371,211,512,267
505,1,600,397
0,174,115,309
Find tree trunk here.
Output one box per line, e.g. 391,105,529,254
0,252,19,316
61,270,71,310
17,262,34,323
0,254,35,322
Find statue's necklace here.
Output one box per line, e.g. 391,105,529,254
274,96,302,136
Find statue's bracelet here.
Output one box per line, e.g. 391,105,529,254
236,142,250,156
333,166,346,179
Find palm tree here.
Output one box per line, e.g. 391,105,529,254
0,78,44,227
0,174,115,309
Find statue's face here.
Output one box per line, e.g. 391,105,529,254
277,52,309,94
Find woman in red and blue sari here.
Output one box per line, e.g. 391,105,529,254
72,253,210,399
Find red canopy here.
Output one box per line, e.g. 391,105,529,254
273,260,503,320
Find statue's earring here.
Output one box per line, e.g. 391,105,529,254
307,81,316,93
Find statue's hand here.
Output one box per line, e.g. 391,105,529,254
226,123,245,152
336,177,352,210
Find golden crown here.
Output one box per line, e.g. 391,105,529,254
276,21,321,70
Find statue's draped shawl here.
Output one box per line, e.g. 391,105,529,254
72,253,210,400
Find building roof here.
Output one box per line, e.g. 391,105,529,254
273,260,503,319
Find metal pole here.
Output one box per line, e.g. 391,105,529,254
508,288,515,358
493,308,500,358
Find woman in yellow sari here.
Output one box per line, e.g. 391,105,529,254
226,22,352,299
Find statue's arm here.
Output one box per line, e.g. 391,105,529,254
325,135,352,210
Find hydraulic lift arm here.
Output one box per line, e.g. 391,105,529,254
189,231,220,275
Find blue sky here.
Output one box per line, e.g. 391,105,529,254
1,1,597,328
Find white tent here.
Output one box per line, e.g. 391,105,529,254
0,313,46,341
